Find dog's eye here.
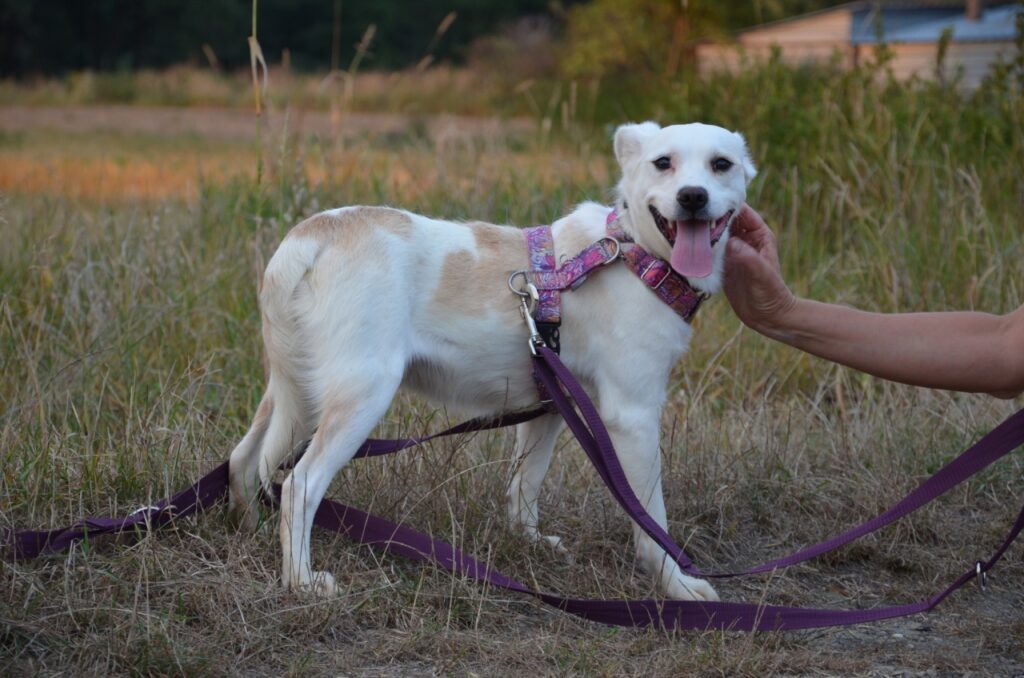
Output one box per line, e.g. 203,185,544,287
652,156,672,171
711,157,733,173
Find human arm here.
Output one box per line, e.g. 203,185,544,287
723,205,1024,398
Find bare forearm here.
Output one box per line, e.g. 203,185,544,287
758,298,1024,396
724,207,1024,397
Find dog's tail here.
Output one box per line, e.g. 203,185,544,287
256,236,320,495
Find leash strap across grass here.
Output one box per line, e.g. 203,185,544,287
1,408,548,561
4,346,1022,630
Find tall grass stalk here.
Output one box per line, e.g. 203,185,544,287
247,0,267,185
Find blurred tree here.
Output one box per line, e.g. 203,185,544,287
562,0,729,78
0,0,250,75
0,0,558,76
560,0,849,79
0,0,848,77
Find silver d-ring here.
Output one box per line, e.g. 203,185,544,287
508,269,539,315
599,236,621,264
508,270,530,298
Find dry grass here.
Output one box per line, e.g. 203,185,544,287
0,65,529,118
0,152,249,202
2,64,1023,674
0,118,595,206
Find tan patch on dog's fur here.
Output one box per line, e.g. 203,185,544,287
550,215,595,262
253,395,273,425
289,207,413,246
261,271,278,295
432,221,527,314
302,396,354,464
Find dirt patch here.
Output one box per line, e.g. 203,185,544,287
0,104,535,143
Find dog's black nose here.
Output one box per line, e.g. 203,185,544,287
677,186,708,213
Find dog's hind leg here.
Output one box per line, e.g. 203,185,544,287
507,413,567,553
227,390,274,531
229,372,313,531
279,368,403,596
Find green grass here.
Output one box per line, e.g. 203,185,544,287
2,58,1024,674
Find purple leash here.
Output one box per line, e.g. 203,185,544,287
2,408,548,561
4,347,1022,630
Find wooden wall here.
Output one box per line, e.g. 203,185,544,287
696,8,1014,88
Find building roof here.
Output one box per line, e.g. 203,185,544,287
737,1,1020,44
850,8,961,44
855,3,1022,42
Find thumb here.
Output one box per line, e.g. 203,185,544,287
726,236,756,262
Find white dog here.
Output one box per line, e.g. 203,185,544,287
227,121,756,601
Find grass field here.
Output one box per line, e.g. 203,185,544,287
2,58,1024,675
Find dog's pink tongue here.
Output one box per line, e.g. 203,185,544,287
670,221,714,278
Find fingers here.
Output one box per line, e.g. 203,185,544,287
733,204,766,233
733,204,774,245
731,204,781,261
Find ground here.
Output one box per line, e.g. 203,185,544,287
1,100,1022,676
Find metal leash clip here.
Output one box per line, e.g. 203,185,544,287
508,270,545,355
976,561,988,592
127,504,169,527
129,505,162,518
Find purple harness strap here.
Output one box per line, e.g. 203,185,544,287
523,212,711,332
523,224,621,353
4,346,1022,631
524,225,561,325
524,216,708,327
520,212,708,364
523,226,622,323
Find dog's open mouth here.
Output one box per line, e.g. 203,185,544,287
649,206,733,279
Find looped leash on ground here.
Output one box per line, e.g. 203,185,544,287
4,343,1023,631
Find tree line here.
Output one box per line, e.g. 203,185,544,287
0,0,846,78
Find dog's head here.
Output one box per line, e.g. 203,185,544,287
614,121,756,290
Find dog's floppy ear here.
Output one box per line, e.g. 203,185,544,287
733,131,758,185
614,121,660,167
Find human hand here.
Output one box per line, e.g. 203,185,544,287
723,205,797,336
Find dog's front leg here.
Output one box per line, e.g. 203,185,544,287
507,413,567,553
599,401,719,602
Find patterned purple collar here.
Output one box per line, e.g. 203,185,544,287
604,208,709,322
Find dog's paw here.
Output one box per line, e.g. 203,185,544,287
538,535,575,564
665,574,719,602
226,501,260,533
227,478,262,533
516,527,575,564
308,571,337,597
286,571,337,598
